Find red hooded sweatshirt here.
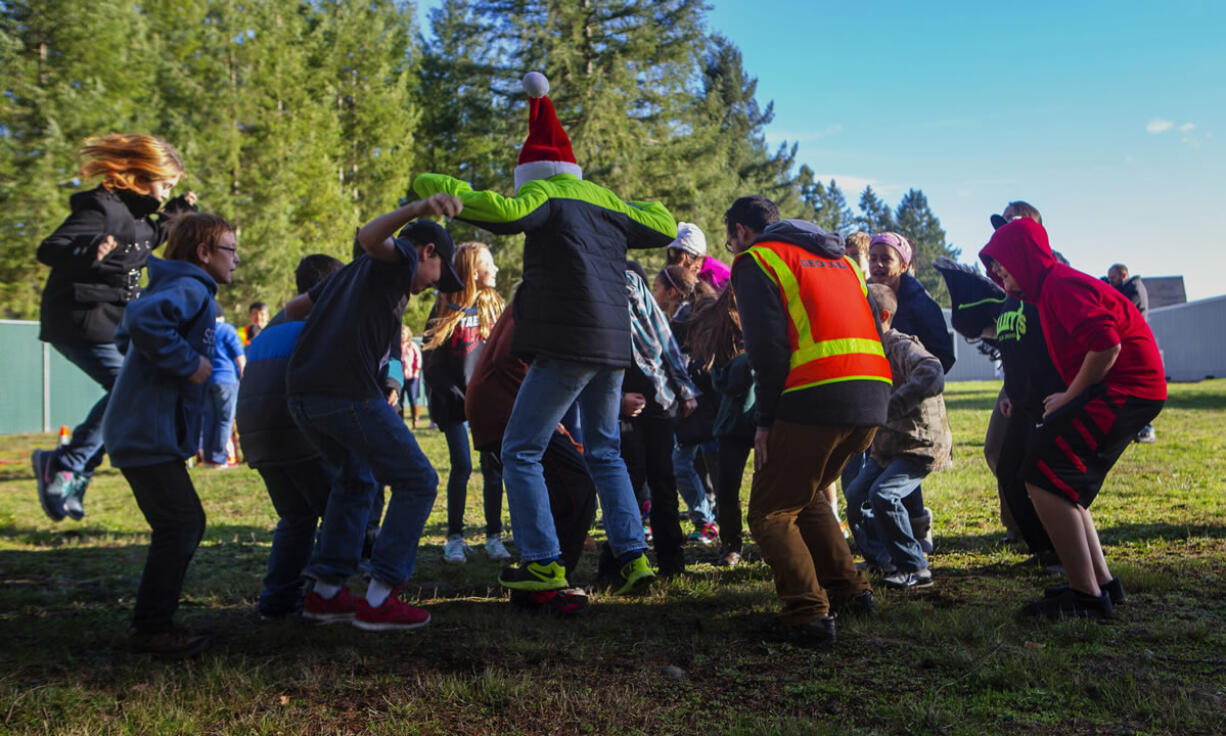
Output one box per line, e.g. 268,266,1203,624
980,219,1165,402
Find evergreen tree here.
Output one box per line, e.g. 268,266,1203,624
797,166,854,235
0,0,162,318
413,0,522,328
894,187,959,306
320,0,419,224
856,185,894,234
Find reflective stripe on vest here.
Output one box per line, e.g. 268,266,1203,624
739,242,892,392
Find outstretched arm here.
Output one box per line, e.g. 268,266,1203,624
358,193,463,263
413,173,551,235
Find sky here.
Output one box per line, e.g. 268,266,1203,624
417,1,1225,301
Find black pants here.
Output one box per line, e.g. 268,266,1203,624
485,433,596,576
121,461,206,633
716,436,752,551
998,411,1056,557
257,459,332,617
620,413,685,573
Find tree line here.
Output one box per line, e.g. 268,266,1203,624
0,0,960,330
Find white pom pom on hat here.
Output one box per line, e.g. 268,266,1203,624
515,71,581,191
522,71,550,98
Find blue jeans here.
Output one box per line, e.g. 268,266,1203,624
673,441,716,525
440,421,473,536
843,457,929,572
501,358,645,562
202,382,238,464
257,459,332,617
50,341,125,476
288,393,438,587
439,421,504,536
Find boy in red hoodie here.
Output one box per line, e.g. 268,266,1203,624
980,218,1165,619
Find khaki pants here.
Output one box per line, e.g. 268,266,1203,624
748,420,876,624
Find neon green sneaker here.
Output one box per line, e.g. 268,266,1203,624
498,559,568,591
612,553,657,595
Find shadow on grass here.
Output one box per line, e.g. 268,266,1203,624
936,522,1226,553
0,522,275,546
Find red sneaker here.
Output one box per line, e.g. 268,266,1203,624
302,586,359,623
353,586,431,631
510,588,591,617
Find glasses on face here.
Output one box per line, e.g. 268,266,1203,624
215,245,237,254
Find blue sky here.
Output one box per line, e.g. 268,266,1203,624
418,1,1224,300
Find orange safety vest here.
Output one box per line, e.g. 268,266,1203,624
735,240,892,393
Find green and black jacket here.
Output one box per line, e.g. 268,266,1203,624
413,173,676,367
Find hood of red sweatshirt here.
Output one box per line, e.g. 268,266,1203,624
979,218,1057,301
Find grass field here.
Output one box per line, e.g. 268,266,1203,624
1,380,1224,735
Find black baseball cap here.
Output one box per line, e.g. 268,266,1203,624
395,219,462,293
990,213,1010,230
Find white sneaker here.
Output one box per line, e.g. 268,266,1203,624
443,535,469,565
484,535,512,561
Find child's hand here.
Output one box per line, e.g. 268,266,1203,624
754,427,769,472
96,234,118,261
621,392,646,417
1042,391,1070,418
998,395,1013,418
420,193,463,219
679,398,698,417
187,355,213,384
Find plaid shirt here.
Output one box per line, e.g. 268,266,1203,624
625,270,700,413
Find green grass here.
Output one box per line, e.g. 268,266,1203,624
2,380,1225,735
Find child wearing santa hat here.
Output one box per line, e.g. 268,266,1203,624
414,72,678,609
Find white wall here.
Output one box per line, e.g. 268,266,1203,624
1148,295,1226,382
934,297,1226,384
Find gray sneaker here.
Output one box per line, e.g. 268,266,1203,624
443,535,469,565
62,474,90,521
32,450,67,522
883,567,934,590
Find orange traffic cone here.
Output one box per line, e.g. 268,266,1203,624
58,425,71,446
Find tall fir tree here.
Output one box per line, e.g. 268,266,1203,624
856,185,894,234
797,166,855,235
0,0,162,318
894,187,959,306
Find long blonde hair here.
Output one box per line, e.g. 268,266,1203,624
79,134,184,195
424,242,504,349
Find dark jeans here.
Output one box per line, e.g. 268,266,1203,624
716,436,752,551
202,381,238,465
620,413,685,573
441,421,504,537
288,393,437,587
51,341,125,476
121,461,206,633
257,459,332,617
485,433,596,576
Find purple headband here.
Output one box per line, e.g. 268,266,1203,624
869,232,913,266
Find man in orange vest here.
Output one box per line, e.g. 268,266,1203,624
729,204,891,646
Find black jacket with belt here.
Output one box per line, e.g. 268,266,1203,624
37,185,196,345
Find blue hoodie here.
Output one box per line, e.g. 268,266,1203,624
102,256,218,468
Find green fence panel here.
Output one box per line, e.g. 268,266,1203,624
0,321,106,436
48,345,107,434
0,322,45,435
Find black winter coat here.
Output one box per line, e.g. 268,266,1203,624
37,186,196,345
891,273,956,374
412,173,676,367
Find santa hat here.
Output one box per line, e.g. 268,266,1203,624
514,72,582,191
